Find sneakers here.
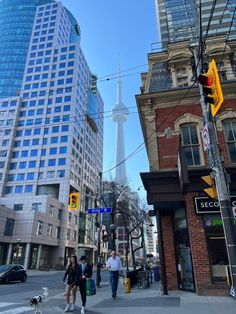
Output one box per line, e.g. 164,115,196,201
71,304,75,311
81,306,85,314
64,304,71,312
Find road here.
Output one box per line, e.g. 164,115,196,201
0,270,236,314
0,270,110,313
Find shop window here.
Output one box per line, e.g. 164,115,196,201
181,124,201,166
223,119,236,163
203,215,229,283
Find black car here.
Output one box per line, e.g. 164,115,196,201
0,264,27,284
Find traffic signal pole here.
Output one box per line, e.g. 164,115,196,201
96,172,102,288
194,48,236,298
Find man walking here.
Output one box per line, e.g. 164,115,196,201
106,251,122,299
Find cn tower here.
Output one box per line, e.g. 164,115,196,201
111,70,129,186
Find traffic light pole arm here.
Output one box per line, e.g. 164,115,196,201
194,50,236,298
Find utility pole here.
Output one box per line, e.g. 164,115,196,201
195,3,236,298
96,172,102,287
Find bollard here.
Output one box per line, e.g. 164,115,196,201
124,277,131,293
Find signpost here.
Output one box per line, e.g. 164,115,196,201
88,207,112,214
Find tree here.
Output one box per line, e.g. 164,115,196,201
101,179,148,271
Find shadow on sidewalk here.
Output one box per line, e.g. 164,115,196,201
92,296,180,308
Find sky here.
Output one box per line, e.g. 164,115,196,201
61,0,158,198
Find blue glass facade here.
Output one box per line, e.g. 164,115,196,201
0,0,55,98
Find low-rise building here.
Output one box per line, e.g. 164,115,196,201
137,36,236,295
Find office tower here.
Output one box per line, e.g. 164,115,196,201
0,0,55,98
156,0,236,47
111,73,129,186
0,1,103,268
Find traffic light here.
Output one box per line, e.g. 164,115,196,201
90,74,97,94
69,192,79,210
198,59,224,117
201,175,217,199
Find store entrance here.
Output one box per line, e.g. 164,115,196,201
203,215,228,283
174,208,195,292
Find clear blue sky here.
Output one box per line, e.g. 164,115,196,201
62,0,158,197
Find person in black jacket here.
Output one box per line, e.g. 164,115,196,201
77,255,92,314
63,255,79,312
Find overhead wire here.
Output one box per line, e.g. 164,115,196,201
102,79,200,176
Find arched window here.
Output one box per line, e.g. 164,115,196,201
180,124,201,166
222,119,236,163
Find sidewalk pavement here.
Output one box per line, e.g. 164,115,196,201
27,269,64,277
38,280,236,314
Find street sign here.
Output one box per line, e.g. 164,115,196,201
202,124,210,151
88,207,112,214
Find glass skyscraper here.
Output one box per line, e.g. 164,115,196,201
0,0,56,98
0,1,103,268
156,0,236,47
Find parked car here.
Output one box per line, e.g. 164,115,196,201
0,264,27,284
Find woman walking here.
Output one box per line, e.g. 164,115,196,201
63,255,79,312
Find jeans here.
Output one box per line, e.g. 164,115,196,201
78,279,86,307
109,271,119,296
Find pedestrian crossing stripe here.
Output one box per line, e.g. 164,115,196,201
0,303,13,308
0,303,31,314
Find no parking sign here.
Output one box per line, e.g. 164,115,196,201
202,124,210,151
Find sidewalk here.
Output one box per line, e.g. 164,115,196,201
39,280,236,314
27,270,64,276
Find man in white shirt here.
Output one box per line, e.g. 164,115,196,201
106,251,122,299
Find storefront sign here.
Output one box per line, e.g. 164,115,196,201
204,217,236,227
194,196,236,214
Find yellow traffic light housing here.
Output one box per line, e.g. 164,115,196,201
69,192,79,210
198,59,224,117
201,175,217,199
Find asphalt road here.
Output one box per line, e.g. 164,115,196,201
0,270,110,308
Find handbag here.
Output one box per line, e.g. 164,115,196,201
90,279,96,295
86,278,96,296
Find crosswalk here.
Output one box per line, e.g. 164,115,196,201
0,302,31,314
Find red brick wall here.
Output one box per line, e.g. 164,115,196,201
155,100,236,170
161,215,178,290
156,105,203,170
185,193,212,293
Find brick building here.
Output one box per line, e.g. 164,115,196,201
136,36,236,295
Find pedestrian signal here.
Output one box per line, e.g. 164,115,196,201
69,192,79,210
